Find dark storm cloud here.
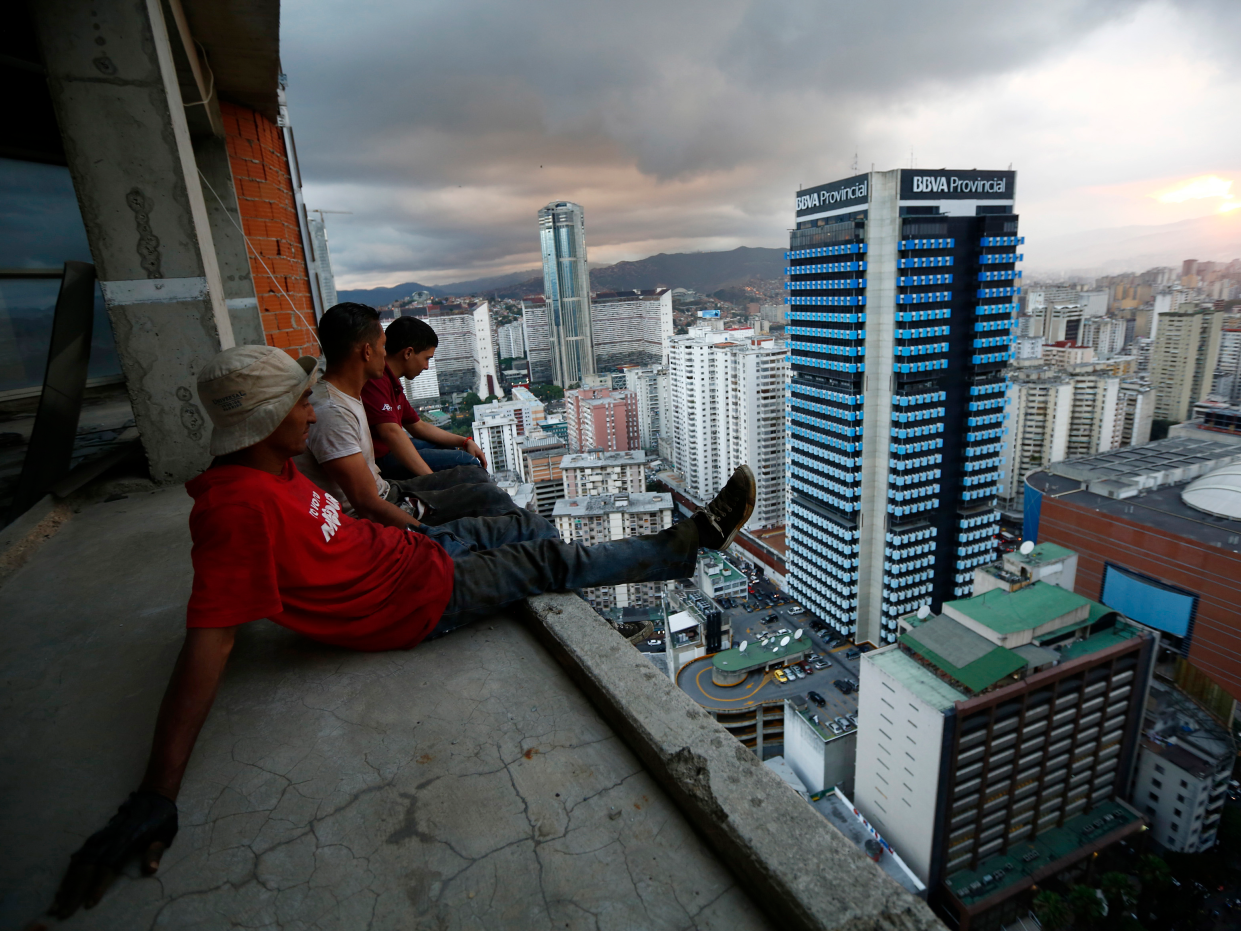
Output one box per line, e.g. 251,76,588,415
280,0,1239,285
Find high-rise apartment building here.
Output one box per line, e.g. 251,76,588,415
1150,306,1223,422
472,410,524,479
563,386,639,452
497,320,525,361
552,492,673,611
626,363,669,451
1078,316,1127,356
590,289,674,369
784,168,1020,647
471,386,545,436
520,298,553,384
1113,380,1154,447
520,431,568,516
668,326,787,530
855,568,1153,930
561,449,651,497
1213,327,1241,403
404,355,440,403
422,302,497,395
538,201,595,387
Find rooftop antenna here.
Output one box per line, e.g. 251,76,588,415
852,150,858,172
1020,540,1036,556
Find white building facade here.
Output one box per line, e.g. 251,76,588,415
668,326,787,531
472,410,525,479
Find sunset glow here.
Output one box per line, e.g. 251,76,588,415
1155,175,1237,213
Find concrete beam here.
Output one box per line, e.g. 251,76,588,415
523,593,945,931
32,0,237,482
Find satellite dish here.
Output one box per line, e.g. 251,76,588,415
780,636,791,647
1019,540,1035,556
917,605,931,619
794,629,804,640
739,640,748,652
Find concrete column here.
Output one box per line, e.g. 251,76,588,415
194,136,265,346
32,0,236,482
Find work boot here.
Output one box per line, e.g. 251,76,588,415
693,465,756,551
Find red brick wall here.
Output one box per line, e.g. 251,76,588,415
1038,495,1241,701
220,102,319,358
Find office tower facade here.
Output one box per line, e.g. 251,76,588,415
308,216,338,310
785,169,1020,647
855,572,1154,929
497,320,526,361
590,288,674,369
1132,680,1235,854
538,201,595,387
561,449,650,497
668,326,788,530
1150,306,1223,421
564,386,639,452
552,492,673,611
472,410,524,479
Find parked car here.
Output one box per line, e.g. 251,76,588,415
799,661,813,675
833,679,850,694
808,690,826,706
790,665,806,680
646,639,662,646
814,659,832,669
845,648,861,660
829,722,843,735
847,714,857,726
773,669,788,684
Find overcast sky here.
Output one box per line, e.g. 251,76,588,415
282,0,1241,288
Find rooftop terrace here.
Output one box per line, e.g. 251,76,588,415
0,485,940,931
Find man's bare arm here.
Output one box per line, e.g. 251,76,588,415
51,627,237,917
408,419,487,470
322,452,419,528
375,422,432,476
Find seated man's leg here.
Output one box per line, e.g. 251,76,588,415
426,519,700,639
414,509,560,558
387,471,521,523
411,437,481,471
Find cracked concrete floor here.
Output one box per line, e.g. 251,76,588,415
0,486,774,931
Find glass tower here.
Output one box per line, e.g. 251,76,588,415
784,169,1023,646
538,201,596,387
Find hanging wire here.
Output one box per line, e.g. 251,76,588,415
197,168,322,349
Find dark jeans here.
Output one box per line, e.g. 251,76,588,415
424,516,700,640
377,438,479,479
384,466,520,525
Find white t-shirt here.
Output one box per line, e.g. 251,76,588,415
296,380,390,516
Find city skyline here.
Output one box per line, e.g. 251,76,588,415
281,1,1241,289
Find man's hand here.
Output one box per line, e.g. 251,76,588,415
462,438,487,470
50,790,178,918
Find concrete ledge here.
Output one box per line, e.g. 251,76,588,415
0,495,72,586
523,592,944,931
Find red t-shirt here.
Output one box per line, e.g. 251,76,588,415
184,461,453,651
361,367,420,458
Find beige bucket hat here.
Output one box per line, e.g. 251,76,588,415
197,345,320,456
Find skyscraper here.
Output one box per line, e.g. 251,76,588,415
1149,306,1223,422
538,201,595,387
785,168,1021,647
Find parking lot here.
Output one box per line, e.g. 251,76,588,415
675,579,864,725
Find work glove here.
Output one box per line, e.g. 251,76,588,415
50,790,178,918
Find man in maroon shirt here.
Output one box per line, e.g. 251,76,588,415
49,344,756,918
361,316,486,478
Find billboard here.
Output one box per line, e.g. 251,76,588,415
899,169,1016,201
1101,564,1196,639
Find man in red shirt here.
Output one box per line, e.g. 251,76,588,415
50,344,756,918
360,315,485,478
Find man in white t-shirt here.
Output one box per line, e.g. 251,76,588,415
295,304,521,527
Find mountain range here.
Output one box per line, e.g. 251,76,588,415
336,246,785,305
